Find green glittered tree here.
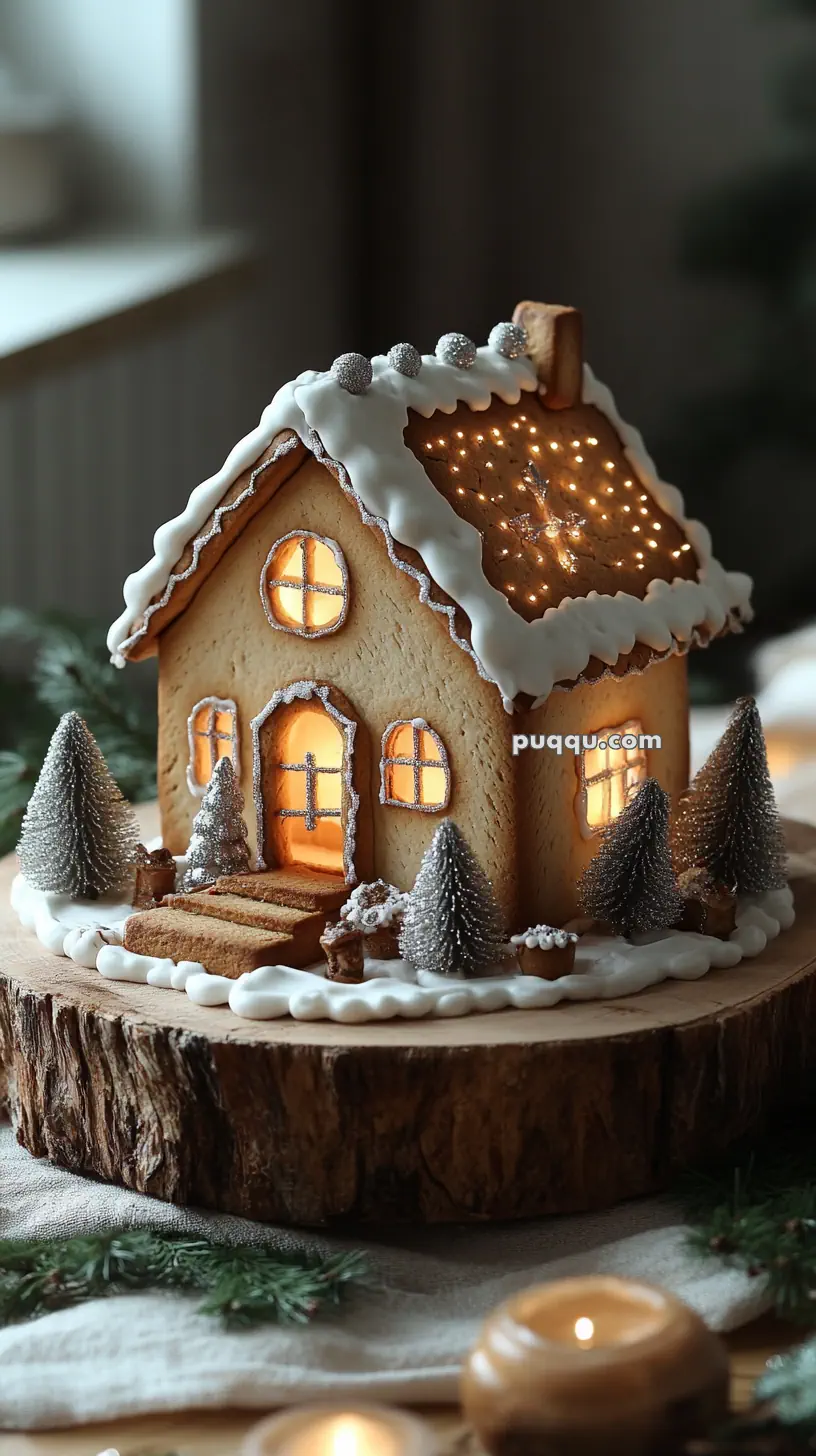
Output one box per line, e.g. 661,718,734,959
674,696,786,895
578,778,683,938
399,819,508,977
17,711,138,900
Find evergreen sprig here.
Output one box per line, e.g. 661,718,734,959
683,1121,816,1324
0,607,156,856
0,1231,367,1330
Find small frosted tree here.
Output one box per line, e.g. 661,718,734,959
578,778,683,938
17,711,138,900
183,756,250,891
673,695,786,895
399,819,508,977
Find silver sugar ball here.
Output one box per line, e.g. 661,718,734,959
435,332,477,369
331,352,373,395
488,321,528,359
387,342,422,377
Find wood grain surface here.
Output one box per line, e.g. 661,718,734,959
1,817,815,1225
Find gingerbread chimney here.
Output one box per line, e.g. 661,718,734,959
512,301,583,410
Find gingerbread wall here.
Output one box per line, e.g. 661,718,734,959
156,455,519,916
513,652,690,925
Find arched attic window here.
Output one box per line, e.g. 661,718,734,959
261,531,348,637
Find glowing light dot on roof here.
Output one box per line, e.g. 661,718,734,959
476,434,484,443
486,461,494,469
571,440,581,448
647,539,658,548
624,479,633,488
637,562,645,569
589,497,597,505
672,550,680,558
574,455,583,463
456,431,464,439
437,438,445,446
549,441,559,451
478,492,487,501
512,422,520,430
507,584,515,592
653,522,661,530
587,437,598,445
640,507,648,515
632,525,640,533
635,551,644,559
425,442,432,450
568,483,577,491
606,486,614,494
492,428,500,437
459,448,466,457
604,461,615,471
640,494,648,501
501,547,509,556
601,513,608,520
457,487,465,496
520,415,527,422
528,594,537,603
451,464,459,473
623,505,631,513
681,543,691,551
531,444,541,454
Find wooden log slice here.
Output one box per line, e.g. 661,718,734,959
2,819,816,1227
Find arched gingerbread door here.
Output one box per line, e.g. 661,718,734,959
251,682,361,882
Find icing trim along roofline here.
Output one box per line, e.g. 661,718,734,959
108,338,753,710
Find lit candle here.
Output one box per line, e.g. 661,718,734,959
241,1404,436,1456
461,1276,729,1456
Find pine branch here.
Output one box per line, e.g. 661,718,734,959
683,1119,816,1324
0,1231,368,1331
0,608,157,853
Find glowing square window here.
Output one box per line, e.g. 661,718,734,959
575,719,648,836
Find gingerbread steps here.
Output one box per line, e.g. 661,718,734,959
123,907,298,979
213,867,348,912
163,892,325,962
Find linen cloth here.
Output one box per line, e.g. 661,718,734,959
0,1122,770,1430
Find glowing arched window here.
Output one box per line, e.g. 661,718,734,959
187,697,239,795
380,719,450,811
261,531,348,637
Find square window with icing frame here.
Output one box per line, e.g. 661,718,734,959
575,719,648,837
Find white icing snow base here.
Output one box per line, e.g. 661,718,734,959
10,872,795,1025
107,343,752,709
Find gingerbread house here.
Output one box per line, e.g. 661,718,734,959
107,302,751,948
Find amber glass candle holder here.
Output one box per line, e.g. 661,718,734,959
461,1275,729,1456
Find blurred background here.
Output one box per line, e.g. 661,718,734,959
1,0,815,847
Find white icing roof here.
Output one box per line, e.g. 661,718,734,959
108,343,752,710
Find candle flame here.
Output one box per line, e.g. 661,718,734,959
330,1417,366,1456
574,1316,595,1344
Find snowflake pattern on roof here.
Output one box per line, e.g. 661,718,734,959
510,461,587,573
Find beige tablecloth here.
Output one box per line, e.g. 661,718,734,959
0,1122,772,1429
